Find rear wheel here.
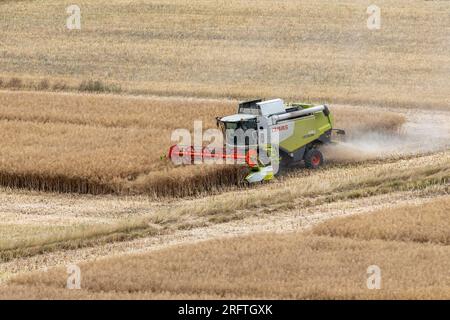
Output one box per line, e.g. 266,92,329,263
304,149,323,169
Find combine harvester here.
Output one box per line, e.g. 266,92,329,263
169,99,344,183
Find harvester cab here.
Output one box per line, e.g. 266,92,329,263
169,98,344,183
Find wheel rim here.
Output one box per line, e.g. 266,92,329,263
311,154,320,166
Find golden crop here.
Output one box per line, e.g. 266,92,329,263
0,0,448,301
0,91,405,197
3,197,449,299
0,0,448,109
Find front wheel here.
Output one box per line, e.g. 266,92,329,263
304,149,323,169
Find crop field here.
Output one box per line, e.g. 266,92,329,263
0,90,406,197
1,196,449,299
0,151,448,279
0,0,448,301
1,0,449,109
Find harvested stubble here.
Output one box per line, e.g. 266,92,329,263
0,91,405,197
2,197,449,299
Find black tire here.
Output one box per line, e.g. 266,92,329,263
304,149,323,169
275,151,292,175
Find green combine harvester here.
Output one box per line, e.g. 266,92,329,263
169,98,345,183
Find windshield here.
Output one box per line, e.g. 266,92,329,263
222,119,258,148
223,119,257,131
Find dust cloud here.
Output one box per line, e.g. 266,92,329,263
323,109,450,162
